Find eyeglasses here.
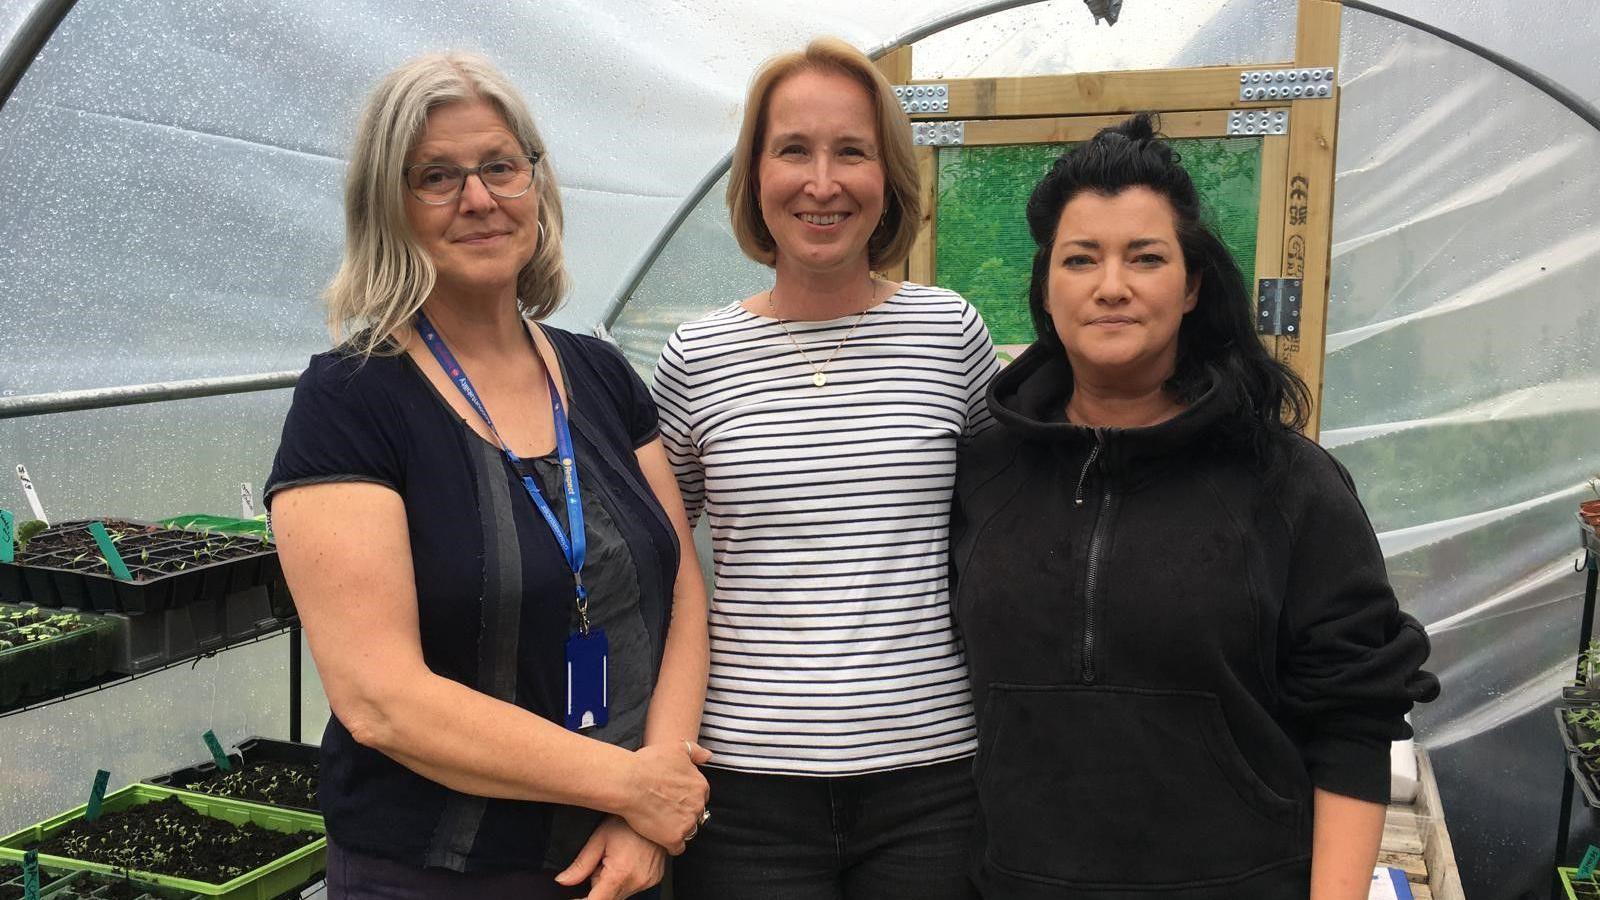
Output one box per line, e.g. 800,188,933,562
404,153,541,205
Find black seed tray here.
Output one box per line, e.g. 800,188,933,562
145,737,321,813
0,604,118,709
0,521,279,615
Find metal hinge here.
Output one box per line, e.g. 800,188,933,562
1256,279,1303,336
1228,109,1288,136
1238,68,1334,102
912,121,964,146
893,83,949,114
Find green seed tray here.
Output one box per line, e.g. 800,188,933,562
0,861,70,898
0,785,325,900
36,869,204,899
1560,866,1600,899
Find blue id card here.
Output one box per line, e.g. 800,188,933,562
565,629,609,731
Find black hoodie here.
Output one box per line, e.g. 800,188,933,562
951,343,1438,899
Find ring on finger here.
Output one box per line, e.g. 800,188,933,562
686,824,699,842
697,808,711,826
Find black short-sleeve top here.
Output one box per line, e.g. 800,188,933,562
264,325,679,873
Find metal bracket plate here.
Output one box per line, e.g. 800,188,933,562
1257,279,1303,336
1239,68,1334,102
1228,109,1289,135
912,121,964,146
893,84,949,114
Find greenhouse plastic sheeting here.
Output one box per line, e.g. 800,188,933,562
1329,8,1600,746
4,0,1600,896
611,0,1305,366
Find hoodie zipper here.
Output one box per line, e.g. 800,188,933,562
1076,432,1110,684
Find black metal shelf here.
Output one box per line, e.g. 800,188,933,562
0,617,300,721
1554,518,1600,899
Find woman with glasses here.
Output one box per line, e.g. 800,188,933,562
653,37,996,899
267,53,710,900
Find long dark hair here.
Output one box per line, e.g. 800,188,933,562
1024,113,1311,438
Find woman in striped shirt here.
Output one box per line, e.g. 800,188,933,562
654,36,998,900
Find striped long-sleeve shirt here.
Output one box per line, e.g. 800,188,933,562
651,283,1000,775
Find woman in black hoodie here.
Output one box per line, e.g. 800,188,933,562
951,114,1439,899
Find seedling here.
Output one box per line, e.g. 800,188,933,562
1568,707,1600,730
28,793,320,884
13,519,46,551
1579,642,1600,690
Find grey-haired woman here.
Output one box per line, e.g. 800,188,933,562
268,52,710,900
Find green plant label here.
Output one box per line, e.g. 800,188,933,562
84,769,110,822
1580,845,1600,879
86,522,133,581
203,729,233,771
21,849,38,900
0,509,13,564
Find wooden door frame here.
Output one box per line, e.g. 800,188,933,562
876,0,1342,437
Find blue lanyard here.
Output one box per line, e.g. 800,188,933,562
415,311,590,631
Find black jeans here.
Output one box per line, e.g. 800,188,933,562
671,757,980,900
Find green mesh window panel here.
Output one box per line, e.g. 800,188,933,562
934,137,1264,348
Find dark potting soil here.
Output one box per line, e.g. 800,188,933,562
0,884,20,900
15,521,269,582
29,796,317,884
17,521,161,561
181,760,318,810
96,878,149,900
0,862,58,885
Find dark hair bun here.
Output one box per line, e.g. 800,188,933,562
1117,111,1158,143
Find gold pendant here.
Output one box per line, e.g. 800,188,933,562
812,371,827,387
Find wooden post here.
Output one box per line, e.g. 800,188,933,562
875,44,914,284
908,147,938,286
1278,0,1342,438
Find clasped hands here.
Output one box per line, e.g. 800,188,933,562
555,739,712,899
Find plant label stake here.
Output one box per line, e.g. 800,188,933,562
84,769,110,822
86,522,133,582
21,849,38,900
203,730,233,771
1580,844,1600,880
241,482,256,518
15,465,47,526
0,509,13,564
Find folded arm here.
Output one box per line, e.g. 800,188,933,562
272,481,708,851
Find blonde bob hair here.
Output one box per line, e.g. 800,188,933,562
726,37,920,271
325,52,569,356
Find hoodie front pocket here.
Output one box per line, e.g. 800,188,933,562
976,684,1304,889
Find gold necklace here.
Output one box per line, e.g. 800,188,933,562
767,280,876,388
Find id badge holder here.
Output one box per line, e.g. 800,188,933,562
565,628,609,731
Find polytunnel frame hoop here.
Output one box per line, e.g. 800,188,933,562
0,0,1598,417
0,0,75,112
600,0,1600,330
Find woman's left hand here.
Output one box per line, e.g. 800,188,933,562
555,815,667,899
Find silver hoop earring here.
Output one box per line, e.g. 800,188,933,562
538,221,547,244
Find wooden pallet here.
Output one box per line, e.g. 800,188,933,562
1380,747,1465,900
